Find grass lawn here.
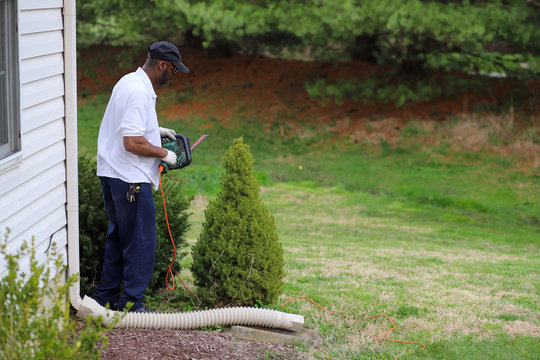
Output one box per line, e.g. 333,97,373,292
78,90,539,359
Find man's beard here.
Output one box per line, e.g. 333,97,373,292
158,70,170,87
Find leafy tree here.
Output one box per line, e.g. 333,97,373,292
77,1,540,78
162,0,540,78
191,138,284,307
76,0,188,49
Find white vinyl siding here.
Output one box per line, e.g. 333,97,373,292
19,8,63,34
20,75,64,109
19,0,63,11
21,53,64,84
20,31,64,59
0,140,65,195
0,0,68,277
20,97,65,134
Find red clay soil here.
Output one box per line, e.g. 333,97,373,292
78,46,540,137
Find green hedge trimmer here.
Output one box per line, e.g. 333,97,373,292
160,133,208,173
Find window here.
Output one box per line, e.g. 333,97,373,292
0,0,20,160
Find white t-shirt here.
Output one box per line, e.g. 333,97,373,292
97,67,161,189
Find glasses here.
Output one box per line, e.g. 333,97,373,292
163,61,177,74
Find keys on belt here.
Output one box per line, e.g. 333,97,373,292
125,183,141,203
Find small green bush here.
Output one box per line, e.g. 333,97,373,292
0,231,111,360
78,153,108,296
78,154,191,296
191,138,284,307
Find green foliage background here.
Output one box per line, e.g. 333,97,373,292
77,0,540,79
191,138,284,307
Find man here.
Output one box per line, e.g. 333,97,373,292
94,41,189,312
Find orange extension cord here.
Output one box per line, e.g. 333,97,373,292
158,166,198,299
281,296,426,359
158,167,426,359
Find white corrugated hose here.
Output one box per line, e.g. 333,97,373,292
77,296,304,331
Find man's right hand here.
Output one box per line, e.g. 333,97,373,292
160,149,177,166
124,136,174,160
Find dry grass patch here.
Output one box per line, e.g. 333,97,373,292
285,243,538,339
394,113,540,171
504,321,540,337
350,118,402,145
372,246,527,264
293,257,407,280
185,194,209,245
449,120,490,151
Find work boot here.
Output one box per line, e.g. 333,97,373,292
92,297,117,311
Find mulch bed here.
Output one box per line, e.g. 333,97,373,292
101,328,304,360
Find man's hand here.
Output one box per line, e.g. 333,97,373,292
160,149,177,166
159,127,176,141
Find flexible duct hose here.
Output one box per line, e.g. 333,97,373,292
77,296,304,331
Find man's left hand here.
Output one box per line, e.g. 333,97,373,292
159,127,176,140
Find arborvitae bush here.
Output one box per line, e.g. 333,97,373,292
0,231,114,360
78,154,191,295
191,138,284,307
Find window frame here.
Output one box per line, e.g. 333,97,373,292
0,0,21,161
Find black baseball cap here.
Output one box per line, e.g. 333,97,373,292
148,41,189,73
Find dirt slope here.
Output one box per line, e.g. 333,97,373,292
78,46,539,137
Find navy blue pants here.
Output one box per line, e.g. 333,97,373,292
93,177,157,311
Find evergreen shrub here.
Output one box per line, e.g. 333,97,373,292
0,231,113,360
191,138,284,307
78,154,191,296
78,153,108,296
